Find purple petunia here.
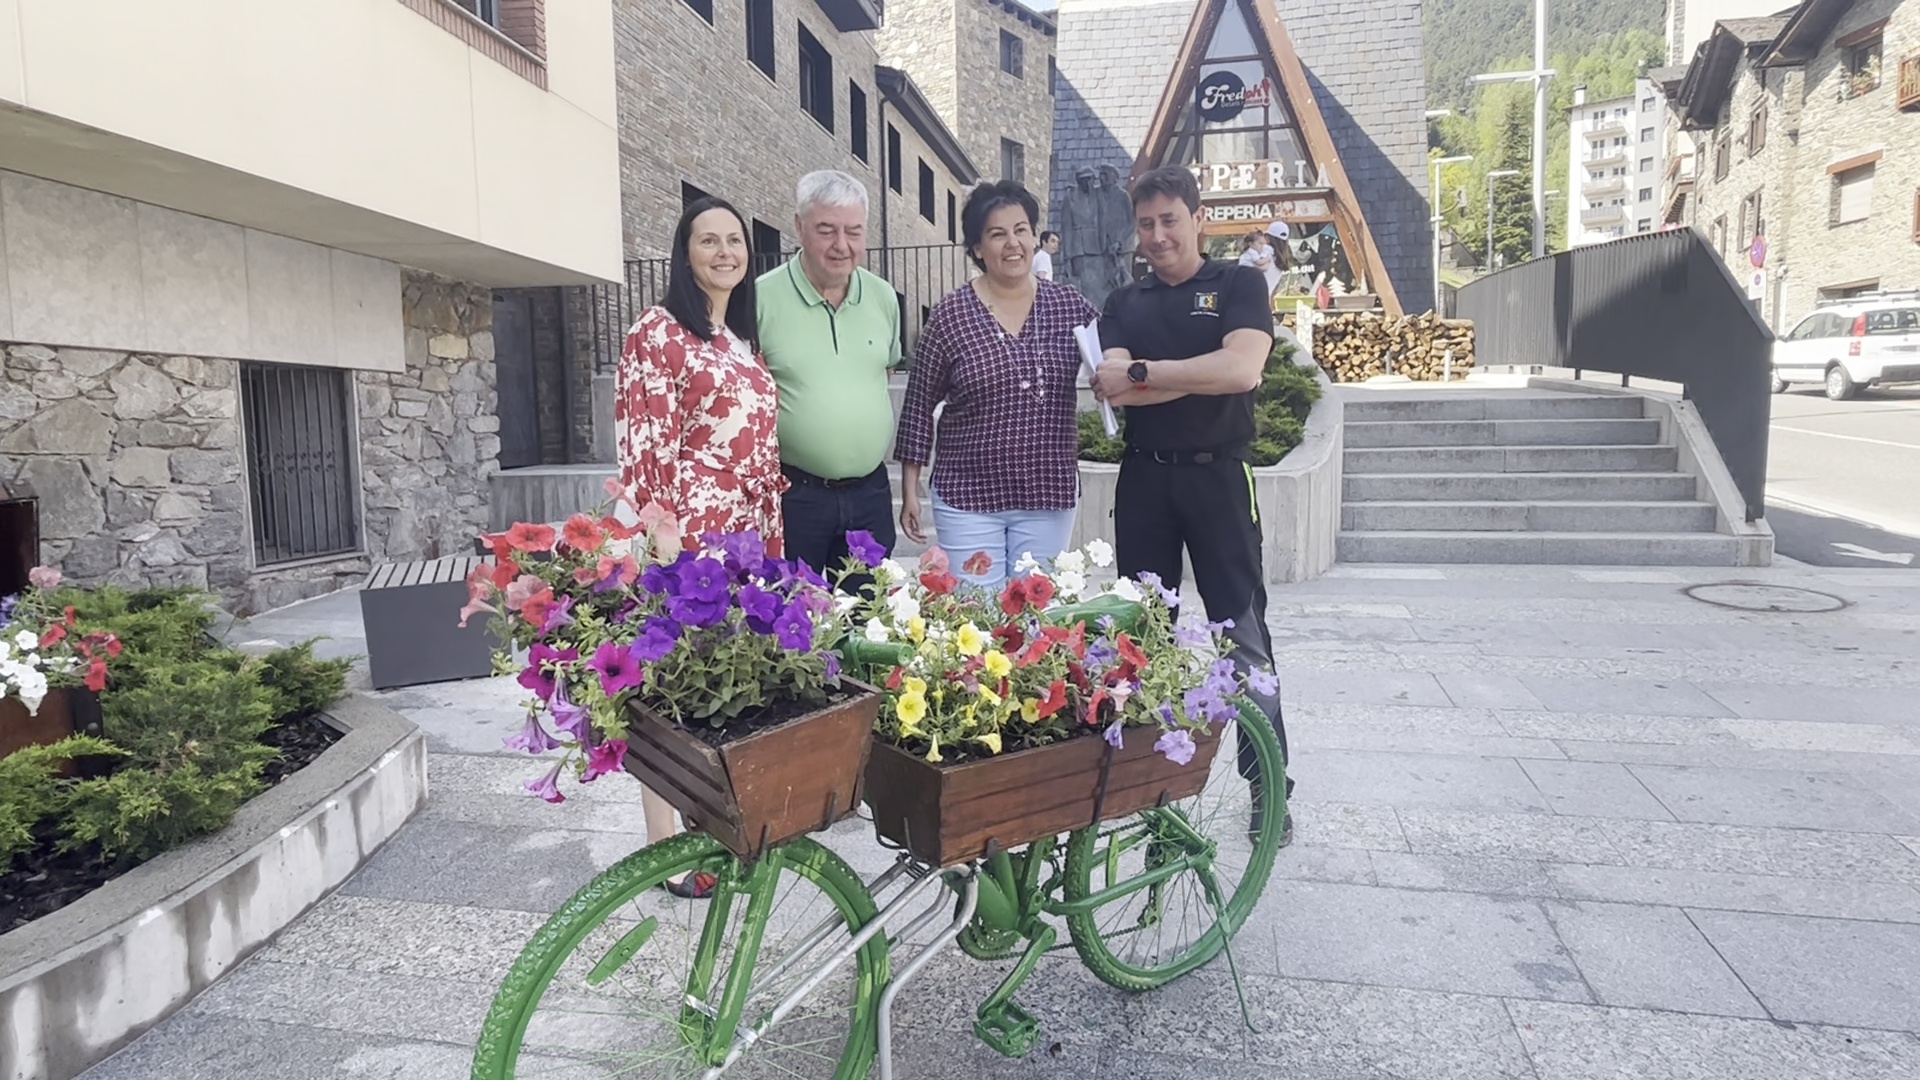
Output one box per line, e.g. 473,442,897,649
517,643,578,701
738,583,782,633
824,653,842,682
631,616,683,663
773,602,815,651
1173,624,1213,649
639,563,674,595
525,760,567,803
549,681,591,742
1103,717,1125,749
589,640,645,697
1084,638,1118,676
541,594,576,635
1135,571,1181,607
676,557,731,602
1247,667,1281,697
581,738,629,783
846,530,886,568
503,709,562,754
712,531,767,579
1154,729,1197,766
668,591,729,629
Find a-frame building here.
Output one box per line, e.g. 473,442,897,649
1051,0,1428,316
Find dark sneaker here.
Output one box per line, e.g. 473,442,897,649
1278,812,1294,849
663,871,718,899
1248,781,1294,849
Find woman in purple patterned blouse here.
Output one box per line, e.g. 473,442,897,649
896,181,1099,587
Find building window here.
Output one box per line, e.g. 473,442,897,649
948,191,957,243
1834,162,1875,225
746,0,775,79
887,124,902,193
1614,106,1628,118
1639,157,1654,171
452,0,499,24
798,25,833,131
850,83,869,162
241,363,361,565
1912,188,1920,243
918,160,936,222
1711,215,1728,257
678,0,714,24
751,219,784,276
1713,134,1731,181
1640,127,1654,142
1748,102,1767,156
1049,55,1057,97
681,181,712,207
1739,189,1763,245
1843,30,1884,98
1642,96,1655,110
1000,31,1024,78
1000,138,1025,185
1638,187,1653,201
1637,219,1651,232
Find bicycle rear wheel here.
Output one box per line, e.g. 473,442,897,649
471,832,886,1079
1060,704,1285,990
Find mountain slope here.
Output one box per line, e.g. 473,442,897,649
1427,0,1666,111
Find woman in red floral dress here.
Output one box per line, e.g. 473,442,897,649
616,196,786,897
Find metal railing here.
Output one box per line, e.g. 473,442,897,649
587,244,975,372
1899,54,1920,110
240,362,362,564
1454,228,1773,522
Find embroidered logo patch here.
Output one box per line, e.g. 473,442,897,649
1193,292,1220,315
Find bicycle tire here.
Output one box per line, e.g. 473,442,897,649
1059,708,1285,991
471,832,887,1080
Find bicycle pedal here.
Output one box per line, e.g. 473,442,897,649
974,1001,1040,1057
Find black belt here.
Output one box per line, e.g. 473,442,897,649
781,463,885,490
1125,445,1247,466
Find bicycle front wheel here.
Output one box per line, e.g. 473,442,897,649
471,832,886,1080
1060,704,1285,990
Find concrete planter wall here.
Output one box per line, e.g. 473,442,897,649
1070,356,1342,585
0,694,427,1080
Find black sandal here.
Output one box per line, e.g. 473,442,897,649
664,871,717,899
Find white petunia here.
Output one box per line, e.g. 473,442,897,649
832,594,860,616
886,591,921,624
863,618,891,643
15,669,47,715
0,640,12,664
1014,551,1041,574
11,630,35,652
878,559,909,583
1054,550,1086,575
1107,578,1143,602
1085,539,1114,568
1055,569,1087,600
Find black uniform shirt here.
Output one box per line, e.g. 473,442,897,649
1098,257,1271,452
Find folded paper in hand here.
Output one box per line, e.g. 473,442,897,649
1073,322,1120,438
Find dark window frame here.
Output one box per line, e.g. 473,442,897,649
746,0,775,79
241,362,363,566
798,24,834,132
918,160,936,223
947,191,958,243
999,30,1023,78
678,0,714,24
887,124,903,193
1000,137,1025,185
849,82,870,162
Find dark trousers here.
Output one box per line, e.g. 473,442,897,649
1114,452,1292,796
781,464,896,588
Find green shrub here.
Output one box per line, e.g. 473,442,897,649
1077,340,1322,467
0,737,122,866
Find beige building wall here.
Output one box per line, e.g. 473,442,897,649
0,0,622,286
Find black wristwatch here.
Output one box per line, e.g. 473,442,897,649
1127,361,1149,386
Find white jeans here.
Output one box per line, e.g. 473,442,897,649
930,487,1076,588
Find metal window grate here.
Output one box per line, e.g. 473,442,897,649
241,362,362,565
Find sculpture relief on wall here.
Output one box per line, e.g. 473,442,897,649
1060,165,1138,310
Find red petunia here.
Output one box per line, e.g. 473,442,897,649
1036,680,1069,719
41,624,66,647
505,522,557,554
1116,633,1149,673
519,587,557,629
561,514,605,553
999,579,1029,618
1023,575,1056,609
920,570,959,596
962,551,993,577
491,558,521,590
992,624,1025,653
885,667,905,691
85,657,109,693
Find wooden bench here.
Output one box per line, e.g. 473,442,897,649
359,556,501,690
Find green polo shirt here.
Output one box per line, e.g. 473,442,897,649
756,258,903,480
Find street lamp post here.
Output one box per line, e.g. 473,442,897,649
1431,154,1472,313
1470,0,1553,260
1485,169,1520,271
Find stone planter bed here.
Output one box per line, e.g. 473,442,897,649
0,693,426,1080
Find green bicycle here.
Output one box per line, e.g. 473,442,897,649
470,613,1286,1079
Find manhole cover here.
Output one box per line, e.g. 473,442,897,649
1684,582,1847,613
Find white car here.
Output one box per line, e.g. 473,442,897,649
1772,292,1920,400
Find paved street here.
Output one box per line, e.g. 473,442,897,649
1768,385,1920,568
80,564,1920,1080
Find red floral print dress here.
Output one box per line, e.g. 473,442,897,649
616,307,787,555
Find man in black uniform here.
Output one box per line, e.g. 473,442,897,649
1092,165,1292,846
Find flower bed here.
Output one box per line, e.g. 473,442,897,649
1077,340,1320,466
0,574,350,934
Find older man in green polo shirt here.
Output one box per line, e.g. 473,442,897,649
758,170,904,577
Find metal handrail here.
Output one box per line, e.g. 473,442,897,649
1454,228,1774,522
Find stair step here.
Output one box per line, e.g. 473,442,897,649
1336,530,1742,566
1343,394,1644,422
1344,418,1663,448
1345,472,1697,502
1341,500,1716,533
1344,444,1679,475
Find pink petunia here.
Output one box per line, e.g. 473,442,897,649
581,738,629,783
524,761,567,804
27,566,61,591
504,574,547,613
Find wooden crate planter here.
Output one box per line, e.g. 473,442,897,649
621,683,881,861
863,725,1224,867
0,688,104,771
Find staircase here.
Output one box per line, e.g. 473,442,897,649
1337,392,1744,565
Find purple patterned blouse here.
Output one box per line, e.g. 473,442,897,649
895,279,1099,513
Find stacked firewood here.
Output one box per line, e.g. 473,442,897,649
1305,312,1477,383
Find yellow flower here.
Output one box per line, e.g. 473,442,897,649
1021,698,1040,723
962,701,978,731
975,731,1002,754
982,650,1012,679
897,691,927,735
926,734,943,763
955,622,986,656
907,616,926,643
976,684,1002,707
903,676,927,697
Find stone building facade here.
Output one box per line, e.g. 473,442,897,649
1676,0,1920,333
878,0,1058,196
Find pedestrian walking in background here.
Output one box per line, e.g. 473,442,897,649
1091,165,1294,845
1034,230,1060,280
616,194,784,896
895,181,1097,588
1237,229,1281,298
756,170,904,582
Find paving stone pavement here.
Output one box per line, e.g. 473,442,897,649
79,563,1920,1079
